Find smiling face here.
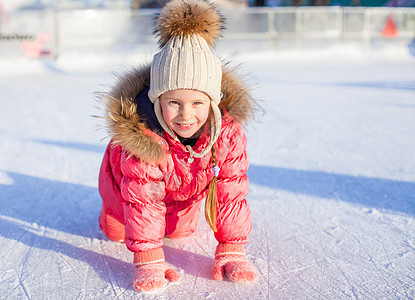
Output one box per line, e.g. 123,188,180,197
159,89,211,139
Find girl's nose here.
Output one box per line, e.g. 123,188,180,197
179,105,192,119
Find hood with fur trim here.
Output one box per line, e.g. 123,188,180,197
100,63,256,163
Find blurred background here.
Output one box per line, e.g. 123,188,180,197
1,0,414,9
0,0,414,62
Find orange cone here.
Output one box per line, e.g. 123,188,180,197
382,15,398,38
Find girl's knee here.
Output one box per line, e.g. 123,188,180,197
99,212,126,243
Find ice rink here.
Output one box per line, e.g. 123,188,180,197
1,45,415,299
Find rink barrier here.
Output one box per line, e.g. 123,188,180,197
222,7,415,48
0,7,414,58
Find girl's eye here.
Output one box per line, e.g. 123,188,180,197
193,101,204,105
169,100,179,105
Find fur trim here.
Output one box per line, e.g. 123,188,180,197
221,64,255,124
100,65,165,163
155,0,224,48
100,63,255,163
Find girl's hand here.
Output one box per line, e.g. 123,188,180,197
133,248,181,292
213,243,258,283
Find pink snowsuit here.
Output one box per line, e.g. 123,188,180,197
98,65,255,253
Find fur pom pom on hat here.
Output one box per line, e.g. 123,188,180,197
148,0,225,158
154,0,225,48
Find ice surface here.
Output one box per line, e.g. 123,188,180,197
1,46,415,299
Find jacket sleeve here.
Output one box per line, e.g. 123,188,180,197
120,151,167,252
214,121,251,244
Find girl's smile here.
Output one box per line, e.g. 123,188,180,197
160,89,211,139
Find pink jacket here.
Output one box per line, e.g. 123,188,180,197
98,64,256,253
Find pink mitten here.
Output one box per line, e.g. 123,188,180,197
213,243,258,283
133,248,181,292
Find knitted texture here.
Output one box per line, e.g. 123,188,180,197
133,248,181,292
213,243,258,283
149,34,222,106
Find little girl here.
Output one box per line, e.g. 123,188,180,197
98,0,258,292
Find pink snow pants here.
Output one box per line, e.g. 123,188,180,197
98,199,202,243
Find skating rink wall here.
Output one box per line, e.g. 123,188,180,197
1,7,414,58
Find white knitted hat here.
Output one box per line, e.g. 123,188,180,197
148,34,222,106
148,0,224,158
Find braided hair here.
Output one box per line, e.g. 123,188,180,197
204,93,234,232
205,144,219,232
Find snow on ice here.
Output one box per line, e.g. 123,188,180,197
0,46,415,299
